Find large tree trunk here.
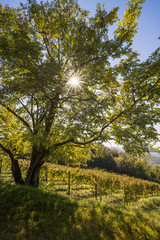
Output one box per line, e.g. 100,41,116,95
11,159,24,185
0,143,48,187
25,161,44,187
0,143,24,184
25,146,48,187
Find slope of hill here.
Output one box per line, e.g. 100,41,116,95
1,180,160,240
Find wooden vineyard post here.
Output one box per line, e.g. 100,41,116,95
45,167,48,182
67,171,71,195
110,178,113,198
95,175,98,200
123,182,126,205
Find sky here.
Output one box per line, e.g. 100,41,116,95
1,0,160,61
80,0,160,61
1,0,160,147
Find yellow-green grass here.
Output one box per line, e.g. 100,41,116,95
1,180,160,240
1,159,160,204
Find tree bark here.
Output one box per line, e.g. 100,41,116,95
0,143,24,184
25,161,44,187
11,159,24,185
25,145,48,187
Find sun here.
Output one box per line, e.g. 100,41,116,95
68,76,80,88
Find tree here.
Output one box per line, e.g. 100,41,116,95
114,152,137,175
87,145,118,170
134,158,151,180
0,0,159,186
151,164,160,183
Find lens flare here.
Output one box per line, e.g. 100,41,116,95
68,76,80,87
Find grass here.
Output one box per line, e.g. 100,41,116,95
0,170,125,202
2,159,160,204
1,180,160,240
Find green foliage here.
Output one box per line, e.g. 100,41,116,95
88,145,160,183
88,145,118,170
151,164,160,183
114,152,152,180
0,107,30,158
134,158,150,179
49,143,94,166
115,152,136,175
114,0,145,44
0,0,159,186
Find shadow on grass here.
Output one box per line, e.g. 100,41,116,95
1,181,160,240
0,181,78,240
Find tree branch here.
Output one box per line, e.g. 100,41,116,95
0,143,13,157
1,104,33,133
70,126,107,146
18,98,36,129
69,78,160,146
54,138,74,147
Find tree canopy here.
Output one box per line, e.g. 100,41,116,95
0,0,160,186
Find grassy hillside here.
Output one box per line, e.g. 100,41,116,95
1,180,160,240
1,160,160,204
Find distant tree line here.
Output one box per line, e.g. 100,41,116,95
87,145,160,183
